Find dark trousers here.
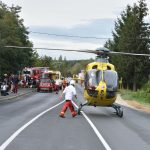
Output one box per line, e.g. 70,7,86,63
13,84,18,93
1,90,8,96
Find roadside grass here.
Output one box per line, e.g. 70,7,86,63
119,89,150,105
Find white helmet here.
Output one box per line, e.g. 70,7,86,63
70,80,75,86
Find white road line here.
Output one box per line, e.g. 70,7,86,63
0,100,65,150
72,101,112,150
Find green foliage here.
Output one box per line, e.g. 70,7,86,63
105,0,150,91
33,55,54,69
32,54,92,77
120,71,150,104
56,59,91,77
0,1,34,75
142,76,150,93
121,89,150,104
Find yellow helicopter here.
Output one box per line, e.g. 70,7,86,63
76,47,150,117
78,47,122,117
5,46,150,117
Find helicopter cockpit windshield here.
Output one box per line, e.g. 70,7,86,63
85,69,102,88
104,70,118,91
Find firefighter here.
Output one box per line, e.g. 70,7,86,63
59,80,77,118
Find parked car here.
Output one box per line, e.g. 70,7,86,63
37,78,54,92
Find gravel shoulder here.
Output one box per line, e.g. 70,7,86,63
116,94,150,113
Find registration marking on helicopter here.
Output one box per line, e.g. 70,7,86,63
72,101,112,150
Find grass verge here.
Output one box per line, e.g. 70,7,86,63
120,89,150,105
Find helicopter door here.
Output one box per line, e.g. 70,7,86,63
84,69,102,89
104,70,118,98
104,70,118,91
84,69,102,97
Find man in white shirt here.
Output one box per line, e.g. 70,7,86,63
59,80,77,118
1,82,8,96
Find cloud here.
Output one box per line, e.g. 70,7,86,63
31,38,98,60
29,18,115,43
28,18,115,59
5,0,149,28
5,0,150,60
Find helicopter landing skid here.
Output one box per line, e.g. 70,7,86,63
112,104,123,117
77,102,88,115
77,103,123,117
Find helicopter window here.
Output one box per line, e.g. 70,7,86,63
92,65,98,69
104,70,118,91
107,66,111,70
85,69,102,88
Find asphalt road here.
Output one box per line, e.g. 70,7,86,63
0,85,150,150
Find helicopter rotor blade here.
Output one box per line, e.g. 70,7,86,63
4,45,111,55
4,45,150,57
4,46,95,54
110,51,150,57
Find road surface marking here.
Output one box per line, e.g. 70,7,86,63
72,101,111,150
0,100,65,150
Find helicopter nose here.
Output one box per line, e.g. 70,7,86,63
87,86,98,98
100,90,104,97
101,85,105,90
89,86,96,90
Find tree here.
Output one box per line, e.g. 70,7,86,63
34,55,54,69
58,55,62,62
0,1,34,75
105,0,150,91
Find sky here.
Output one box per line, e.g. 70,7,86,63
4,0,150,60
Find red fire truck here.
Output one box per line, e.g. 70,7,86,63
21,67,49,87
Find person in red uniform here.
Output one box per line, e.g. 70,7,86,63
59,80,77,118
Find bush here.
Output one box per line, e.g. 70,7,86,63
142,76,150,93
120,89,150,104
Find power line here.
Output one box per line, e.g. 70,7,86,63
29,31,150,40
29,31,112,40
